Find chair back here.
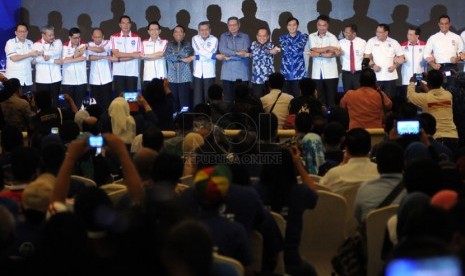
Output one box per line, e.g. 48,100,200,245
213,253,244,276
249,230,263,273
270,211,286,274
100,183,128,205
70,175,97,187
366,205,399,276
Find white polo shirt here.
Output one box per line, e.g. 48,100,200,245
110,31,142,78
61,40,87,85
192,34,218,79
308,31,340,79
424,31,463,64
5,37,34,86
400,40,426,85
87,40,113,85
339,37,366,72
365,37,403,81
142,37,167,81
33,38,63,84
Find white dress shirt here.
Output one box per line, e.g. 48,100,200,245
424,31,463,64
339,37,366,72
61,41,87,85
5,37,34,86
400,40,426,85
192,34,218,79
110,31,142,77
142,37,168,81
308,31,340,79
33,38,63,84
365,37,403,81
87,40,113,85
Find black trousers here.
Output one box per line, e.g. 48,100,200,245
193,77,215,107
36,81,61,107
62,84,87,109
91,82,113,110
377,80,397,99
222,80,249,103
315,78,339,108
114,76,138,95
342,70,361,92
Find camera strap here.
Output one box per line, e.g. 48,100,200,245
269,92,282,113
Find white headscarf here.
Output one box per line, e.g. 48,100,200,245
108,97,136,144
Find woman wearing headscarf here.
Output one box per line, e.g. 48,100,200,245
107,97,136,144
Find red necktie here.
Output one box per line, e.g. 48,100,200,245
350,41,355,74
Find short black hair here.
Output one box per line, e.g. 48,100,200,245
438,14,451,22
317,14,330,23
287,17,299,25
173,25,185,33
268,73,285,90
419,113,436,136
198,21,210,29
299,78,317,97
427,69,444,89
408,26,421,36
345,128,371,156
35,90,52,110
359,68,377,88
68,27,80,37
378,23,390,33
295,112,313,133
148,21,161,30
376,141,404,173
323,122,346,146
345,23,358,33
257,27,270,35
208,84,223,101
119,15,131,23
142,125,164,152
151,153,184,184
15,23,28,31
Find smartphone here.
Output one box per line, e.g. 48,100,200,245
51,127,59,134
397,120,420,136
444,71,452,77
180,106,189,113
386,256,461,276
88,135,104,148
58,94,65,100
124,92,138,102
415,73,423,81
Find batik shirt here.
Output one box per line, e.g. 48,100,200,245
279,31,308,80
250,41,275,84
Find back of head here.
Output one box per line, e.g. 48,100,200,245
234,84,250,100
345,128,371,157
323,122,346,146
163,220,213,276
40,136,65,174
142,125,164,152
151,153,184,185
295,112,313,133
59,121,80,143
299,78,317,97
403,158,442,196
268,72,285,90
1,125,23,153
73,186,113,232
359,68,377,88
194,165,231,210
376,141,404,173
133,147,159,181
74,110,90,131
82,116,100,135
418,113,436,136
4,78,20,96
11,146,40,183
427,69,444,89
208,84,223,101
22,180,53,213
85,104,104,120
143,78,166,106
35,90,52,110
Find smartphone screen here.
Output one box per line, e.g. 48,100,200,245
124,92,138,102
397,120,420,136
386,256,461,276
88,135,104,148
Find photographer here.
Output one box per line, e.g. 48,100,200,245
0,78,35,131
407,69,458,152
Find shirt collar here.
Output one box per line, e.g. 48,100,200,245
120,31,132,37
226,32,242,37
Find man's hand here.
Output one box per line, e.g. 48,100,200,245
388,65,397,72
373,64,382,72
54,59,63,65
67,138,89,162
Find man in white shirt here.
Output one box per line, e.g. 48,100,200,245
87,28,116,110
33,25,63,107
260,73,293,129
110,15,142,94
141,21,167,90
339,24,366,92
306,15,341,108
192,21,224,107
424,15,464,89
61,27,87,109
5,23,41,92
400,26,426,93
364,24,405,99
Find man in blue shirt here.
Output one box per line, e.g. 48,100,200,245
279,17,309,97
219,17,251,103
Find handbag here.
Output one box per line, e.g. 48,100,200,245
331,181,404,276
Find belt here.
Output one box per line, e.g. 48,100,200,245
439,63,455,67
342,70,361,74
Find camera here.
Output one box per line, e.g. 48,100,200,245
444,70,452,77
124,92,138,102
397,120,420,136
180,106,189,113
415,73,423,81
51,127,59,134
88,135,104,148
58,94,65,100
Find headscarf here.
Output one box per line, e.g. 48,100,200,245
108,97,136,144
